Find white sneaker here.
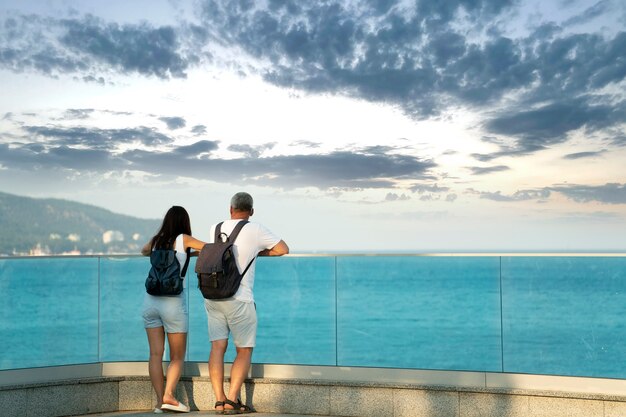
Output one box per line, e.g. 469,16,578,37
161,402,190,413
153,408,164,413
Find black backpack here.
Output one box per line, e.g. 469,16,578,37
145,246,191,296
195,221,255,299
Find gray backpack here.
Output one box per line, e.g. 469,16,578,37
195,221,255,299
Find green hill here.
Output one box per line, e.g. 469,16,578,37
0,191,160,255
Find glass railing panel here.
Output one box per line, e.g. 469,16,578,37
254,256,336,365
188,256,337,365
501,256,626,378
99,256,151,361
336,256,502,371
0,257,99,369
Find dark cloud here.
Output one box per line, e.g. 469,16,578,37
0,13,198,80
550,183,626,204
484,98,621,152
159,116,186,130
478,189,551,202
564,0,611,27
198,2,623,111
468,165,510,175
2,2,624,155
0,142,118,171
60,16,190,78
0,129,436,190
23,125,174,149
563,150,606,159
196,1,527,117
195,1,625,150
117,148,437,189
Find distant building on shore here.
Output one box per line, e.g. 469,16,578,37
102,230,124,244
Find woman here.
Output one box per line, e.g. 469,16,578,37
141,206,206,413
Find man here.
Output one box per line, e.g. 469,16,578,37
205,192,289,414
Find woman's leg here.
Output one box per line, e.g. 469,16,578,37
162,332,187,406
146,327,166,408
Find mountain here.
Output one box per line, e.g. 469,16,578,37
0,191,160,255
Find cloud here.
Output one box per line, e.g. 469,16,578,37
468,165,510,175
172,140,219,156
484,98,622,152
63,109,94,120
290,140,322,149
471,144,547,161
609,132,626,146
227,143,276,158
191,124,207,135
0,13,198,80
563,150,606,159
23,125,174,148
406,183,455,202
550,183,626,204
2,2,624,155
385,192,410,202
120,148,437,189
0,126,437,191
564,0,611,27
409,183,450,193
159,116,186,130
197,1,625,125
0,142,119,171
477,189,551,202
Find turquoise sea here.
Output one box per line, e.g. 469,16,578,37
0,255,625,379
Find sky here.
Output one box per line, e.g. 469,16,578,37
0,0,625,252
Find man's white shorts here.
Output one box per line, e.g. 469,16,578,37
204,298,257,347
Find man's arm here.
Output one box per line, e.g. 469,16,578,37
258,240,289,257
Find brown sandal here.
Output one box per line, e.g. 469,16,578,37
223,398,253,414
214,400,225,415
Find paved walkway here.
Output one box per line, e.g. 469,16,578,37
81,412,332,417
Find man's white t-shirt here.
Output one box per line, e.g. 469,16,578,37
208,219,281,303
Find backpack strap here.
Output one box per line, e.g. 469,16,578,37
229,221,256,278
240,256,255,278
216,220,256,277
180,247,191,277
228,220,249,243
215,222,225,242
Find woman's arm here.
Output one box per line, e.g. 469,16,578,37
183,234,207,252
141,241,152,256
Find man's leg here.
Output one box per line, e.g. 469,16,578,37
209,339,228,412
225,346,253,408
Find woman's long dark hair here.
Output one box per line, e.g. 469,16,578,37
150,206,192,250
